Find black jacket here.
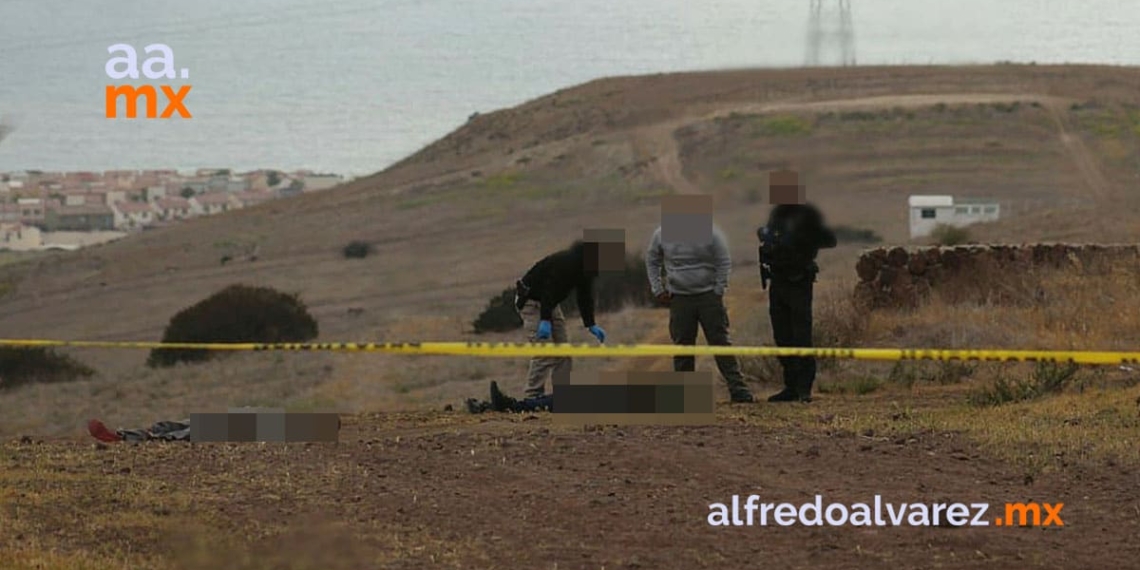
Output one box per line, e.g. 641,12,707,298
519,241,597,328
759,203,837,279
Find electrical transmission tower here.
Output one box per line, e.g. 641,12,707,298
806,0,856,67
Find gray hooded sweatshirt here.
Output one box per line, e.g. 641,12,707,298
645,225,732,296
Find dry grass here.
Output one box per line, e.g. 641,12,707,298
865,267,1140,351
0,352,337,437
725,258,1140,474
719,375,1140,476
0,250,41,269
764,264,1140,471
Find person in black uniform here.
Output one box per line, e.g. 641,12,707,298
758,169,837,403
513,238,613,396
466,235,623,414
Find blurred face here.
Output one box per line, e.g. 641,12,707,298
769,184,805,205
582,240,626,273
580,228,626,273
767,169,806,205
660,194,714,244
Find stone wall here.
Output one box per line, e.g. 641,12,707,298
854,244,1140,310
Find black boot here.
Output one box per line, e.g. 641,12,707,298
729,387,755,403
767,388,800,402
465,398,493,414
489,381,520,412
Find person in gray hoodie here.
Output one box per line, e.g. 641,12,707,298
645,196,755,403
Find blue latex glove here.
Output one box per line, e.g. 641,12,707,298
535,320,552,340
587,325,606,344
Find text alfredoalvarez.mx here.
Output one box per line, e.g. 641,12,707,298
104,43,191,119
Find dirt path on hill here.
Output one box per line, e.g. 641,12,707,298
1043,99,1113,201
631,92,1077,199
703,92,1071,117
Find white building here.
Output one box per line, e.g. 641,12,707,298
234,190,274,209
300,174,343,192
908,195,1001,239
155,197,194,221
189,192,238,215
180,180,210,195
226,176,250,193
144,185,167,202
17,197,44,222
0,204,18,223
103,190,127,206
64,193,104,207
0,223,42,251
111,201,159,229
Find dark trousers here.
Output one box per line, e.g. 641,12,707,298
669,291,749,394
769,278,816,397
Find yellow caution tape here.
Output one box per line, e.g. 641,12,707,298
0,339,1138,364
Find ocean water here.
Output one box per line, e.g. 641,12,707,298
0,0,1137,177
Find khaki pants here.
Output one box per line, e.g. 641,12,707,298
668,291,750,395
519,299,571,398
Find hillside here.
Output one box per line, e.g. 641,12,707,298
2,64,1140,434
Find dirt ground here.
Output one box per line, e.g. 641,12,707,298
3,395,1138,570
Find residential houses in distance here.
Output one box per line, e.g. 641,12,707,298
0,169,346,251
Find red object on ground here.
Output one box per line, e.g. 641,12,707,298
87,419,122,442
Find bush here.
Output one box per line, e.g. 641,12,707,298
472,287,524,334
818,376,883,395
991,101,1020,113
754,115,812,136
812,287,869,355
887,360,977,388
0,347,94,391
967,361,1080,407
560,253,657,317
740,353,782,383
839,110,880,121
1028,361,1081,394
342,240,373,259
832,225,882,244
147,284,319,368
886,362,921,388
930,224,973,246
